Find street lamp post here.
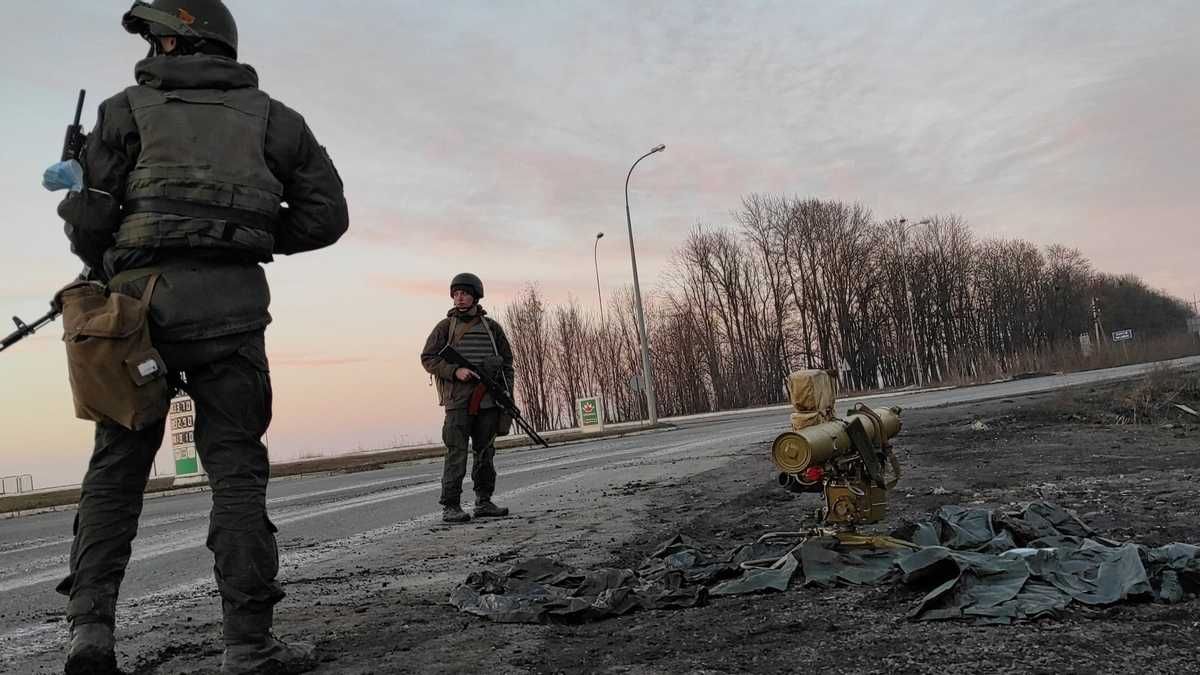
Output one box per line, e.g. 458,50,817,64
593,232,605,319
897,218,930,387
625,144,665,425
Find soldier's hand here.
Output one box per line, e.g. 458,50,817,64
455,367,479,382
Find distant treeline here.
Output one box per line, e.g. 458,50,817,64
504,195,1198,429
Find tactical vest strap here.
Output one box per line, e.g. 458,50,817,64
480,317,510,391
124,167,282,217
115,216,275,260
124,198,274,230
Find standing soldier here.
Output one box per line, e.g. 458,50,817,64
421,273,516,523
50,2,348,673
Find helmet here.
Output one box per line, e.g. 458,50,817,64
450,273,484,300
122,0,238,58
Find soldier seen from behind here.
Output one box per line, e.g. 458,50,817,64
47,1,348,673
420,273,516,523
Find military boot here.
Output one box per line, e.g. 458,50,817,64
473,500,509,518
65,622,118,675
221,612,316,675
442,505,471,523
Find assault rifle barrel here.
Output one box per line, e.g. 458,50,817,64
0,305,61,353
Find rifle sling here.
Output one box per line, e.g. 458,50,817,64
447,316,478,347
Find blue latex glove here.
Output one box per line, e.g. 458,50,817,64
43,159,83,192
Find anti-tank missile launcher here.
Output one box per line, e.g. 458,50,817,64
770,370,903,528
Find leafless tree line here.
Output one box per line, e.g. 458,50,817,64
504,195,1197,430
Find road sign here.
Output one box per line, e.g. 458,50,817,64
1112,329,1133,342
577,396,604,432
169,394,204,483
629,374,644,393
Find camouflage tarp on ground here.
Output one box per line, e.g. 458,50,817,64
450,502,1200,625
450,535,799,624
893,502,1200,624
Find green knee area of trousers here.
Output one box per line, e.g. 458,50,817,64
439,407,501,507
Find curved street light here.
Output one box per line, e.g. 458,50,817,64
897,217,930,387
625,144,665,425
594,232,605,319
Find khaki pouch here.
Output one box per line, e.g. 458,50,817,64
55,275,171,430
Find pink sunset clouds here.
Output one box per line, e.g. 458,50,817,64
0,1,1196,485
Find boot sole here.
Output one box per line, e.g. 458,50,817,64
223,659,318,675
66,652,119,675
221,648,318,675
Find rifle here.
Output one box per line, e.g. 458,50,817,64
62,89,87,162
2,90,89,354
437,344,551,448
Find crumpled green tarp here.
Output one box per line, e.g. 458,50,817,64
799,536,908,587
710,554,799,596
895,502,1200,624
451,535,800,623
450,502,1200,625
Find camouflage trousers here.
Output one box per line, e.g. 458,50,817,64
57,331,285,627
439,407,500,507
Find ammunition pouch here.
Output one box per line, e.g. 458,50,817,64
56,275,172,430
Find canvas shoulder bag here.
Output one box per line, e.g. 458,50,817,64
54,275,172,430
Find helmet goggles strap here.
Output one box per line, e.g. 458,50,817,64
126,3,208,56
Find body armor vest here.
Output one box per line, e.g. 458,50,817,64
116,85,283,261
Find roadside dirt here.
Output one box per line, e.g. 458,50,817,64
128,375,1200,674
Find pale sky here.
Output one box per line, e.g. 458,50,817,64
1,1,1197,487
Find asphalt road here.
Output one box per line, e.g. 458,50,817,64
1,355,1196,666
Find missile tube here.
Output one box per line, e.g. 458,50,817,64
771,406,902,474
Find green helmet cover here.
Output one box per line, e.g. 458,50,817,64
450,273,484,300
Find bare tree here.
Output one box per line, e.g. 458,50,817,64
500,194,1197,430
502,284,554,431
